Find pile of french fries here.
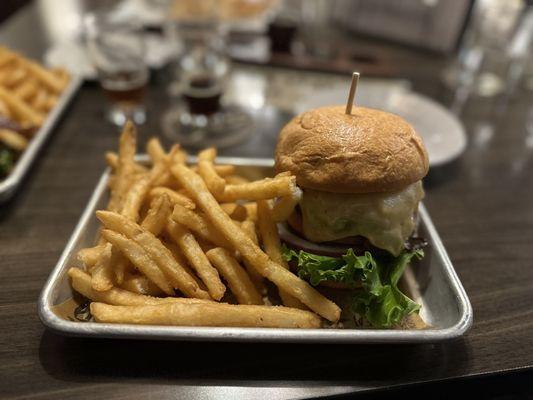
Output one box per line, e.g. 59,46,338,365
71,121,342,328
0,46,70,152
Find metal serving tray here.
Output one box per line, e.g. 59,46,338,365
39,157,473,343
0,75,82,202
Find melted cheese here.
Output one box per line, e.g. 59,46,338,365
300,182,424,256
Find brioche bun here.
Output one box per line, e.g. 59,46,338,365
275,105,429,193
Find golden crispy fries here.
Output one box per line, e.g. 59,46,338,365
198,147,225,196
206,247,263,305
121,161,166,221
171,164,341,322
0,99,11,118
0,129,28,151
121,274,165,296
220,202,247,221
224,175,250,185
90,243,115,291
105,151,147,174
25,60,68,93
257,199,306,310
97,211,210,299
271,186,302,222
101,229,174,295
148,187,195,209
164,241,206,289
77,245,108,269
146,137,167,164
243,202,257,221
12,79,37,101
31,88,48,111
151,143,185,187
0,86,44,126
3,67,27,88
240,219,266,293
91,301,321,328
113,257,131,286
171,204,230,248
240,220,258,244
141,194,172,236
107,122,137,212
69,268,209,306
219,175,296,202
167,220,226,301
121,172,152,221
43,95,57,112
191,164,236,177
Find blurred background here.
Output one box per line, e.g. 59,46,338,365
1,0,532,165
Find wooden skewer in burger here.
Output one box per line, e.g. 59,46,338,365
275,72,429,329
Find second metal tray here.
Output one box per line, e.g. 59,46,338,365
38,157,472,343
0,75,82,202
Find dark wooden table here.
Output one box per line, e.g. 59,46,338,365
1,3,532,399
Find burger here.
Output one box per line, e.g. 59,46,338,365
275,105,429,328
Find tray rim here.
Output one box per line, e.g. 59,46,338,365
38,156,473,343
0,74,83,202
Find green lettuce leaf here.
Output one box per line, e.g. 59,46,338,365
282,245,423,328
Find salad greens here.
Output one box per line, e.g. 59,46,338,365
0,147,15,178
282,246,423,328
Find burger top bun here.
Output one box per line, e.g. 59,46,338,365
275,105,429,194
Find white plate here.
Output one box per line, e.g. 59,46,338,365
297,87,467,167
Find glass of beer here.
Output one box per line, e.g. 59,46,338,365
85,11,149,126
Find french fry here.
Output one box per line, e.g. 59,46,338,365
218,175,296,202
91,301,322,328
113,257,131,286
121,172,152,221
31,88,48,111
171,204,230,248
0,50,15,69
239,220,265,293
243,202,257,221
224,175,249,185
0,86,44,126
0,99,11,118
12,79,37,101
240,220,258,244
43,95,57,112
25,60,68,93
105,151,147,174
220,202,247,221
69,268,210,306
141,193,172,236
167,220,226,301
206,247,263,305
171,164,341,322
191,164,235,177
146,137,167,164
257,199,307,310
151,143,185,187
90,243,115,291
3,67,27,88
101,229,174,296
148,187,195,210
271,186,302,222
120,274,164,297
198,147,225,196
97,211,210,300
121,161,166,221
77,245,106,268
164,241,206,289
107,122,137,212
0,129,28,151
